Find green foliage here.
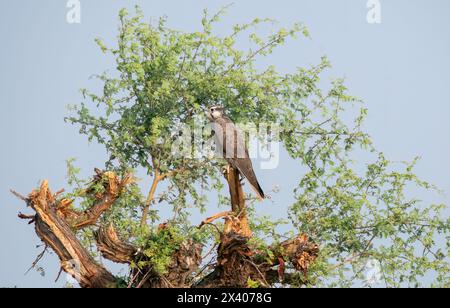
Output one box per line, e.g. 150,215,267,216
132,226,184,275
247,277,260,288
65,6,449,287
290,153,449,287
64,158,147,254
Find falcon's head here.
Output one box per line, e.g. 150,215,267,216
207,105,225,121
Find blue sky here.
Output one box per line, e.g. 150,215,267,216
1,0,449,287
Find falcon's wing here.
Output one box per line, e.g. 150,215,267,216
213,117,265,200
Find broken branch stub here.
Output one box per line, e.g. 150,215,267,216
224,165,252,238
26,180,117,288
12,171,133,288
58,171,133,230
95,224,137,264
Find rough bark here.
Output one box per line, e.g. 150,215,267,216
195,165,319,288
14,179,117,288
95,224,137,264
195,232,318,288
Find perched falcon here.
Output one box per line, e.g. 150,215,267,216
207,105,265,200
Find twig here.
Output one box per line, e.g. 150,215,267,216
198,211,232,229
201,243,218,260
25,245,48,275
136,269,153,289
54,189,65,198
200,223,223,236
140,171,162,227
161,276,176,288
10,190,28,202
55,267,64,283
192,257,216,285
329,234,376,271
244,259,270,287
127,269,141,288
18,212,35,224
224,33,284,75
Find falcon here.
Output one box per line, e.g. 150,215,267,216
207,105,265,200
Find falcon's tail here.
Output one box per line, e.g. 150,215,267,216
238,167,265,201
249,179,265,201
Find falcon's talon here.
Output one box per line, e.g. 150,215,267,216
221,166,229,175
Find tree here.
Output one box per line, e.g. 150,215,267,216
12,7,449,288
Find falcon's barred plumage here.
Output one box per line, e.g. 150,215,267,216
207,105,265,200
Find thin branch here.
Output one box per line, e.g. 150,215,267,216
160,161,209,180
55,267,64,283
140,170,162,227
201,243,219,261
10,190,28,202
136,269,153,289
244,259,270,288
191,257,216,286
198,211,232,229
127,269,141,288
329,234,376,271
224,33,284,75
161,276,176,288
25,245,48,275
18,212,35,224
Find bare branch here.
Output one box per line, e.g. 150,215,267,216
10,189,28,202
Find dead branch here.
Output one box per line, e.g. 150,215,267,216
11,166,319,288
25,245,48,275
57,171,133,230
95,224,137,264
196,233,319,288
20,180,117,288
198,211,232,229
273,234,319,274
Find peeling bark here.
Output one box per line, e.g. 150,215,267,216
95,224,137,264
17,180,117,288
